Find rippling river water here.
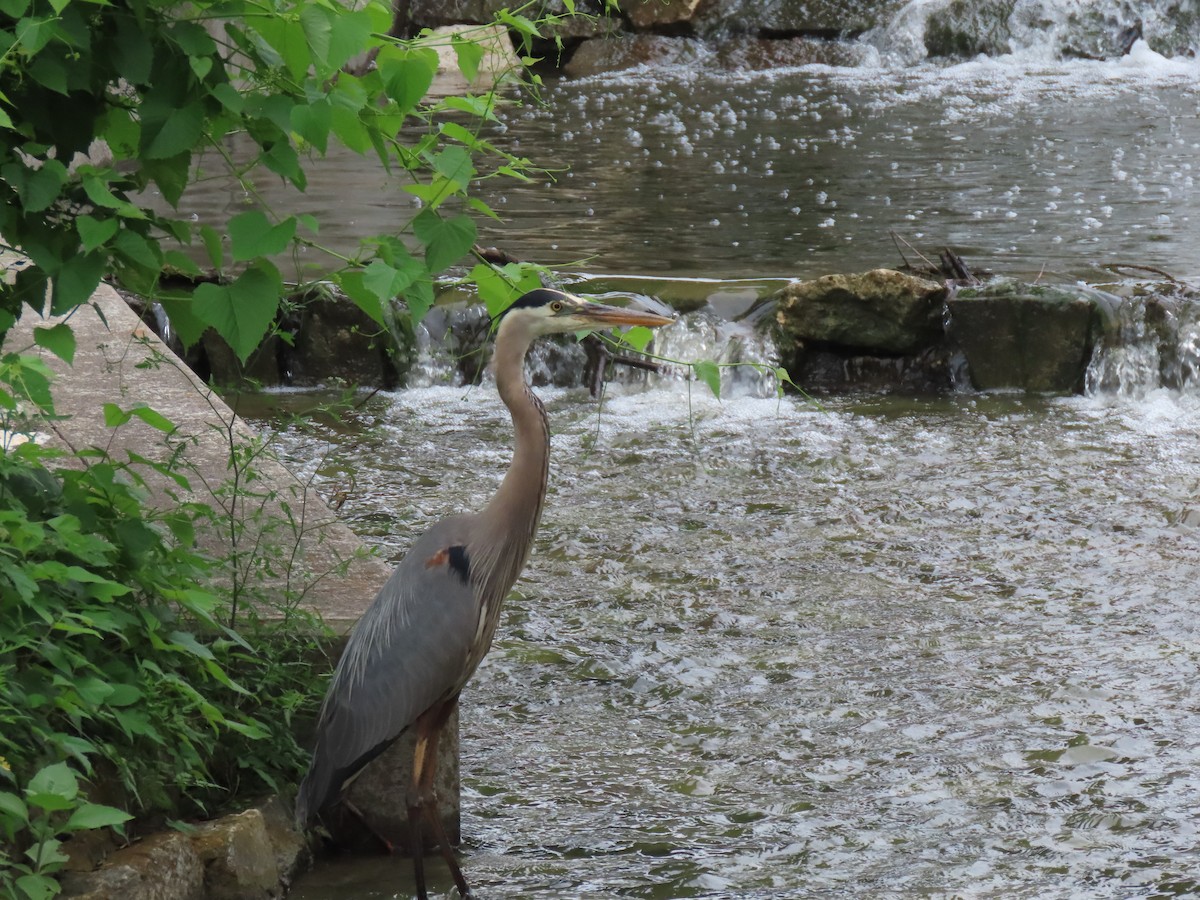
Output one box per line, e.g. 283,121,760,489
274,371,1200,898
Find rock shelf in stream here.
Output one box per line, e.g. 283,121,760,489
131,267,1190,397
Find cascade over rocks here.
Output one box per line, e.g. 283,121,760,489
397,0,1193,75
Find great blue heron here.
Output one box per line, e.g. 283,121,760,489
295,288,674,898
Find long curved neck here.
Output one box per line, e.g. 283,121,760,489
479,317,549,586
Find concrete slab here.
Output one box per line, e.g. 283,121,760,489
1,282,458,848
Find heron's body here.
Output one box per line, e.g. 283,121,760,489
295,289,672,899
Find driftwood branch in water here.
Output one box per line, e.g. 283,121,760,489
890,231,984,285
583,335,664,398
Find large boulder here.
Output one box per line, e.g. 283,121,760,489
407,0,509,27
332,708,462,852
191,810,281,900
774,269,947,355
947,280,1114,392
626,0,704,30
289,294,409,388
694,0,910,36
424,24,524,97
565,33,713,76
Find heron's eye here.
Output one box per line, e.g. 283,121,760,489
550,301,563,312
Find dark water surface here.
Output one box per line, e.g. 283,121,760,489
175,52,1200,287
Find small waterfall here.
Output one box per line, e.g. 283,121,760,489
403,304,782,399
648,312,782,399
868,0,1199,64
406,305,491,388
1085,284,1200,397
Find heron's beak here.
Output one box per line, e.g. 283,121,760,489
575,300,675,329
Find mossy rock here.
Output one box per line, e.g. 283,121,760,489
774,268,947,356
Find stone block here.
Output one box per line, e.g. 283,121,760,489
254,795,312,887
326,708,462,852
565,33,713,76
191,809,281,899
948,284,1102,393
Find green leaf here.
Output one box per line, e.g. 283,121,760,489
441,94,498,121
113,229,162,271
431,146,475,185
451,32,485,82
228,211,297,262
0,791,28,825
328,7,373,73
619,325,654,353
76,215,118,252
439,120,485,151
404,277,436,325
141,101,204,160
105,402,177,434
33,323,75,364
15,873,58,900
199,224,223,269
193,263,281,363
26,762,78,810
103,403,132,427
14,15,57,55
470,262,542,318
376,46,438,116
168,630,214,661
154,295,208,350
1,158,67,213
337,270,383,326
299,3,335,71
498,9,542,40
52,252,105,314
412,211,476,274
25,836,69,868
290,100,331,154
261,139,306,189
224,719,270,739
143,151,192,207
163,249,202,277
64,803,132,832
692,360,722,399
255,17,311,82
81,174,146,219
402,177,460,209
330,103,370,153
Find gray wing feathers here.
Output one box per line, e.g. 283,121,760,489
295,525,479,824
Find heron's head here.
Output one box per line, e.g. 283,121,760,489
501,288,675,337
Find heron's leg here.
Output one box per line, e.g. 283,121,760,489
408,698,471,899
